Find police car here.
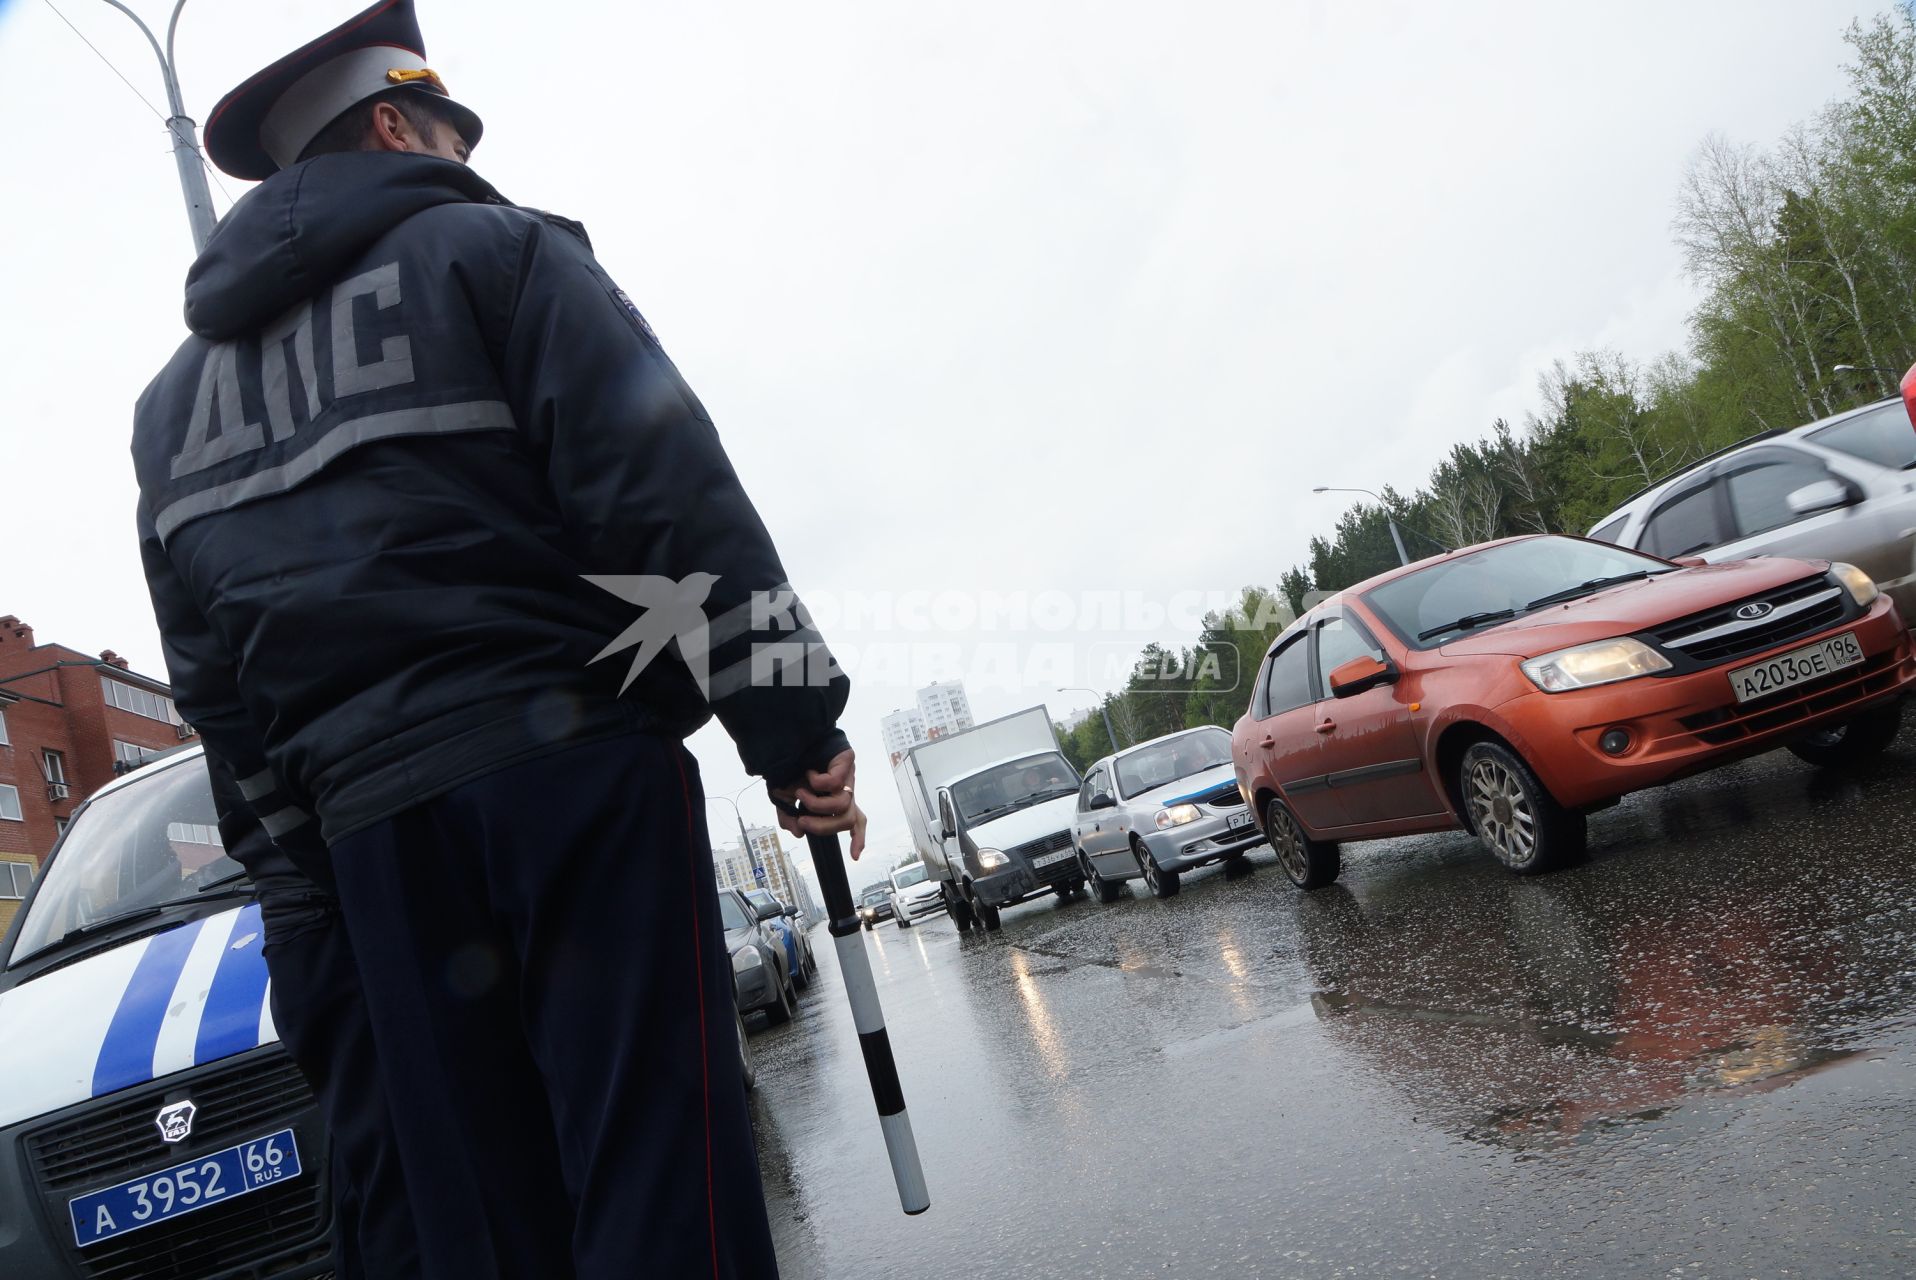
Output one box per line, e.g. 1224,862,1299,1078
0,746,329,1279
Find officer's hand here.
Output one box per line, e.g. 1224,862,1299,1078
771,749,867,860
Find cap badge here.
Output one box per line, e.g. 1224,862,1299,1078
386,67,447,92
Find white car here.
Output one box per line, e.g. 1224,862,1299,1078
886,862,946,929
1586,397,1916,620
0,746,329,1278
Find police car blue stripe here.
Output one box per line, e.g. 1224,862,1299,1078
194,903,271,1065
92,920,207,1098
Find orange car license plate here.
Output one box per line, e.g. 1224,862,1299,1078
1727,631,1864,704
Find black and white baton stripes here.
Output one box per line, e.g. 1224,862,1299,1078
805,832,930,1215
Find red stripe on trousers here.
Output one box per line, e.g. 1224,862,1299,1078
672,751,721,1279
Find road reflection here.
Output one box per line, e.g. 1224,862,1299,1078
1289,804,1915,1152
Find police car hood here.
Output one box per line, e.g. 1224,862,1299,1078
0,906,276,1129
185,150,504,341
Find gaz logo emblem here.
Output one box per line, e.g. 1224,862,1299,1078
155,1100,196,1144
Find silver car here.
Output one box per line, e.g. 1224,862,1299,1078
1071,726,1263,900
1587,398,1916,618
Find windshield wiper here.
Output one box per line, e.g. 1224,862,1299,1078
1525,569,1666,610
1418,609,1518,641
10,905,171,965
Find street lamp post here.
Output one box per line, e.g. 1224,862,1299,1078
1057,687,1120,754
1313,485,1410,566
98,1,217,253
704,783,767,888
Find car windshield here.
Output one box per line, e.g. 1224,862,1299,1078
10,757,241,965
1114,728,1233,798
1806,402,1916,470
1363,536,1672,650
951,752,1080,823
718,893,753,931
860,884,892,906
892,863,929,889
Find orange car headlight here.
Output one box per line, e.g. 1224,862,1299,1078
1521,638,1672,692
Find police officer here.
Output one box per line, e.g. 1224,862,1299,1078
132,2,864,1275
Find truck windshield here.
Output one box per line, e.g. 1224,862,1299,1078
11,758,242,965
1115,728,1233,798
952,752,1079,824
892,863,929,889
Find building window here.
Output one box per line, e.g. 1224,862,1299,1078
0,785,21,822
0,860,32,900
43,750,66,786
54,817,69,838
114,740,167,770
166,821,220,847
100,676,180,725
0,707,9,746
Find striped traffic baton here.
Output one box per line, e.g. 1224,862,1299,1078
805,831,930,1215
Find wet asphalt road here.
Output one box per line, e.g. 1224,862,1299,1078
748,725,1916,1278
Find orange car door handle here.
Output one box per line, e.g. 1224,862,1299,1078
1315,719,1336,734
1259,735,1275,747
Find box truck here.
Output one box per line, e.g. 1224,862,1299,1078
890,706,1083,931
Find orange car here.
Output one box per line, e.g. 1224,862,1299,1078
1232,535,1914,888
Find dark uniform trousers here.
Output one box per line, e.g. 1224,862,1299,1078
259,898,421,1278
328,732,781,1279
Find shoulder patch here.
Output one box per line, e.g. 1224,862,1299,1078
612,289,658,344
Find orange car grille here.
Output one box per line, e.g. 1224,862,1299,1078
1676,651,1902,746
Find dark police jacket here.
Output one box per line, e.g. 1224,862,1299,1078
133,152,849,846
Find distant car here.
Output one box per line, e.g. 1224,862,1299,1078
1586,398,1916,620
743,887,815,987
886,862,946,928
722,888,798,1027
1233,534,1914,887
856,883,896,930
1072,726,1262,900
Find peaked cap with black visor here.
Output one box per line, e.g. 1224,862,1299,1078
203,0,483,181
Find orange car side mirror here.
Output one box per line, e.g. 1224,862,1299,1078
1328,654,1397,698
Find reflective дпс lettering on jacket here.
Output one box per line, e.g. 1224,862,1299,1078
131,151,849,841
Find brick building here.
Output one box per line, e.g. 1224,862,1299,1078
0,614,196,933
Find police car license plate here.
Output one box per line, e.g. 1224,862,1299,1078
70,1128,302,1248
1727,632,1864,705
1227,809,1253,832
1032,849,1075,868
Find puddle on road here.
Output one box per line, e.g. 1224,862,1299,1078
1312,987,1884,1153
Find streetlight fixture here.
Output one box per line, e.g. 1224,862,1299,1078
95,1,218,253
1313,485,1410,566
1056,687,1120,754
704,781,768,888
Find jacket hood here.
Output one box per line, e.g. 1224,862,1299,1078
1437,557,1829,658
184,151,505,340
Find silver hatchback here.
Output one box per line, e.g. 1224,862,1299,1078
1588,399,1916,617
1072,726,1263,901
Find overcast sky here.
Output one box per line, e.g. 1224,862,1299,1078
0,0,1882,890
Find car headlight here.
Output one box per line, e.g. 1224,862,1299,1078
732,946,763,973
1154,804,1202,829
1830,562,1879,608
1521,637,1672,692
976,848,1009,869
